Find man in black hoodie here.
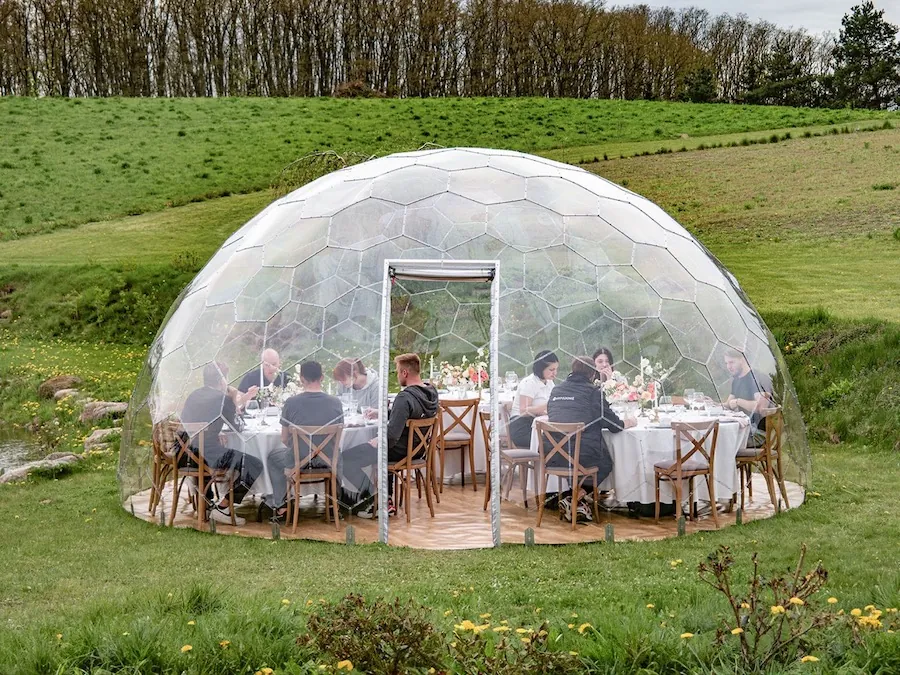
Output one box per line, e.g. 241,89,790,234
341,352,439,517
546,356,636,522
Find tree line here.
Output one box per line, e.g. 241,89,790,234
0,0,897,107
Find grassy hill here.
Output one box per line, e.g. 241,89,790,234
0,100,898,673
1,97,894,239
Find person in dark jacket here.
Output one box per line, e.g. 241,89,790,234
237,348,288,393
341,353,439,517
179,361,264,526
546,356,636,522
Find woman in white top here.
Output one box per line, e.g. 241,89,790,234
508,350,559,448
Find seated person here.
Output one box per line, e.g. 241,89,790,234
332,357,380,412
264,361,344,521
593,347,615,383
546,356,636,523
341,353,439,517
724,348,774,447
508,350,559,448
237,348,288,393
179,362,264,526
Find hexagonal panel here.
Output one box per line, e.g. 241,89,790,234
328,199,403,250
487,202,564,250
449,167,527,204
565,216,635,266
597,266,661,319
659,299,717,364
263,217,329,267
371,166,449,205
526,176,601,216
633,244,697,301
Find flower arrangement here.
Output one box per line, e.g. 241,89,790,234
439,348,489,389
256,365,303,406
600,358,669,407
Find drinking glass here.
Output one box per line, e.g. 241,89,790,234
659,395,673,412
340,393,355,416
683,389,695,409
693,392,706,411
245,400,259,417
505,371,519,390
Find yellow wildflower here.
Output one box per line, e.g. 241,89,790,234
789,597,804,606
306,599,314,606
680,633,694,639
336,661,353,672
281,599,291,606
569,651,579,656
219,640,230,649
180,645,192,653
740,602,751,609
454,620,476,632
771,605,786,615
187,620,195,625
534,607,542,614
568,623,575,629
865,605,876,611
578,623,592,634
800,655,819,663
479,613,491,619
520,637,531,644
493,625,510,632
571,612,578,618
56,633,63,640
450,641,456,648
731,627,744,635
473,624,490,634
515,628,530,634
259,669,274,675
827,597,838,604
887,608,898,613
646,604,655,609
850,608,862,617
443,610,452,616
500,620,509,625
428,669,436,674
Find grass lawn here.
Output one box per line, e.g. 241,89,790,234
1,101,899,672
1,97,894,240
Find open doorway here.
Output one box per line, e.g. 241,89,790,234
376,260,501,547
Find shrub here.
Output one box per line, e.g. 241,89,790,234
872,183,896,191
300,594,444,674
333,80,386,98
450,621,582,675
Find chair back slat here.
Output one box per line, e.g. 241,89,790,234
288,424,344,472
405,416,438,464
439,399,478,439
177,421,214,471
672,420,719,470
535,420,585,471
764,407,783,458
479,411,491,464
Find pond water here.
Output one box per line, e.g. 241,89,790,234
0,428,41,472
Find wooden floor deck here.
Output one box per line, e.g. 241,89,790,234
126,475,805,549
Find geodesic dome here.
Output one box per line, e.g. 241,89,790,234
119,147,809,545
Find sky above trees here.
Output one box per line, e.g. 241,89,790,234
648,0,900,35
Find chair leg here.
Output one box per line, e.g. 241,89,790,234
520,463,530,509
169,467,183,527
415,470,423,499
592,480,600,523
330,477,340,531
483,462,491,511
654,474,661,523
706,472,719,528
673,480,683,522
438,445,446,494
292,479,302,535
405,470,412,523
762,459,778,508
688,476,695,521
424,467,435,517
774,455,790,509
536,470,549,527
468,441,478,492
228,480,236,526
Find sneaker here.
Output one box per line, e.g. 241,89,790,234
558,496,573,522
387,498,397,517
576,499,593,523
210,507,245,527
351,492,376,515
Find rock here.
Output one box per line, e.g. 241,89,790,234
83,427,121,450
0,309,10,320
79,401,128,423
54,388,79,401
0,454,80,484
38,375,82,399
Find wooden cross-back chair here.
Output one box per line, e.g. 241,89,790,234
735,407,790,511
388,416,439,523
438,399,479,492
168,422,237,528
535,420,599,530
285,424,344,533
498,402,539,508
654,420,720,528
149,419,182,519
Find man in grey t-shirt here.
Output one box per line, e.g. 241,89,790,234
264,361,343,519
724,349,774,447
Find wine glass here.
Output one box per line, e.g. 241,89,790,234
683,389,695,409
245,399,259,417
659,395,673,412
693,392,706,411
505,371,518,391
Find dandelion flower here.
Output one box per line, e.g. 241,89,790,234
454,620,476,632
680,632,694,639
187,620,195,625
800,655,819,663
56,633,63,640
569,651,579,656
479,613,491,619
850,608,862,617
336,661,353,672
865,605,876,611
740,602,751,609
827,597,838,604
281,599,291,606
520,637,531,644
443,609,452,616
578,623,592,634
789,597,804,606
534,607,542,613
493,625,510,632
731,627,744,635
568,623,575,629
473,624,490,634
219,640,230,649
515,628,530,634
771,605,786,615
259,669,274,675
306,599,314,606
646,604,655,609
180,645,193,653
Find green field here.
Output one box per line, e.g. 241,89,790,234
1,97,894,239
1,100,899,673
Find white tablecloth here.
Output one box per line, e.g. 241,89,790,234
227,413,378,496
528,414,749,505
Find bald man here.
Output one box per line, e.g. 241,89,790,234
237,348,288,393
